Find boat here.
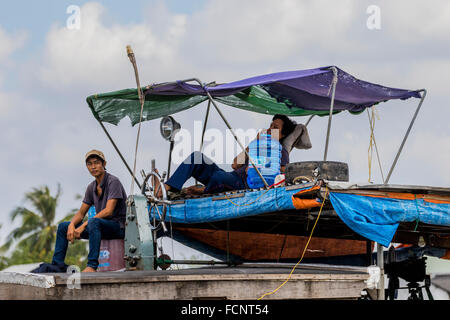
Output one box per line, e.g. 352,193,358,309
86,53,450,298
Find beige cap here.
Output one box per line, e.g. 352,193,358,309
85,149,106,162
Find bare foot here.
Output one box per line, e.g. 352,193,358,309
184,185,205,195
82,267,97,272
157,184,171,198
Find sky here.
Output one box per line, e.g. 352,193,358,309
0,0,449,259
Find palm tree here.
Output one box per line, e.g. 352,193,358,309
1,184,87,267
0,224,8,270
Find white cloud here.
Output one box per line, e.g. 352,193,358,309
401,60,450,96
44,142,86,167
34,1,450,95
0,26,27,116
0,90,13,116
382,0,450,44
188,0,355,64
408,132,450,183
0,26,27,64
38,2,188,90
37,0,362,92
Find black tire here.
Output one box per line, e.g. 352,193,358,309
285,161,349,184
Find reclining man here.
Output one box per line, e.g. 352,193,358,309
156,114,296,197
51,150,127,272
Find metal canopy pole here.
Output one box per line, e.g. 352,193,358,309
305,115,315,127
179,78,270,188
199,100,211,152
205,91,270,188
96,118,142,189
384,89,427,184
323,67,338,161
376,242,385,300
194,100,211,185
167,140,174,179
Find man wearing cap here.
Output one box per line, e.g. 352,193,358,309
51,150,127,272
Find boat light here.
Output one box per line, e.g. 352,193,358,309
160,116,181,141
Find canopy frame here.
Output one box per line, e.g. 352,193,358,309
323,66,338,161
189,77,271,188
384,89,427,184
97,76,271,189
138,77,272,188
89,69,425,191
97,118,142,189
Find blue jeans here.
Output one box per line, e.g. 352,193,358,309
166,151,245,194
52,218,125,270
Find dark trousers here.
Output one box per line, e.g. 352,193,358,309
166,151,245,194
52,218,124,269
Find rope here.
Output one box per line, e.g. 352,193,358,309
257,188,329,300
367,108,375,182
367,108,385,183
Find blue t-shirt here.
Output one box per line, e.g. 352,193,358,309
233,146,289,184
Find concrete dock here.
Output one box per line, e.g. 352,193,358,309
0,263,376,300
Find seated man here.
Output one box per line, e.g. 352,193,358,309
157,114,296,196
51,150,127,272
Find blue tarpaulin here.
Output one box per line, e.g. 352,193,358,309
329,192,450,247
151,185,311,224
150,184,450,248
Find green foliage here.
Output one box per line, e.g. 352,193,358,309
0,184,88,270
0,224,8,270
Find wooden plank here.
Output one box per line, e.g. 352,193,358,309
172,228,369,261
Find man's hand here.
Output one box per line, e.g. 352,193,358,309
257,128,269,139
74,223,87,240
67,223,75,244
67,203,90,243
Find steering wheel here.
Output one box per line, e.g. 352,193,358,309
141,170,168,233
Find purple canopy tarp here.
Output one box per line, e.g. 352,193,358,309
145,66,421,113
